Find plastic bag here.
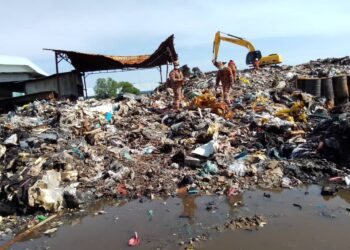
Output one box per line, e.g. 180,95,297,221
229,160,247,177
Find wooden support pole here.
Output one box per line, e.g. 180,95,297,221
166,63,169,79
159,66,163,84
82,72,88,99
55,52,61,98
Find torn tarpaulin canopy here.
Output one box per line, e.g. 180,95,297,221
45,35,178,72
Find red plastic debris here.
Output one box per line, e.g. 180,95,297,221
227,187,239,196
128,232,140,246
329,176,343,182
117,184,128,196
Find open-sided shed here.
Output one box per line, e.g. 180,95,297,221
45,35,178,98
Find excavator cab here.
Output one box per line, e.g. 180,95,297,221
246,50,262,65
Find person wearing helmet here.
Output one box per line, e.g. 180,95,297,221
169,60,185,110
228,60,237,81
215,61,234,104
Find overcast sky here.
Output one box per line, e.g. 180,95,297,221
1,0,350,94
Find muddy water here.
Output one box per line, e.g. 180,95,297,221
2,185,350,250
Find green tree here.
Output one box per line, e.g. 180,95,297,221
117,81,141,95
94,78,140,99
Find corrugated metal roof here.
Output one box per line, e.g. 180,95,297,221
0,55,48,76
46,35,178,72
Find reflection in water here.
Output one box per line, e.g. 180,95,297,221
10,186,350,250
319,187,350,204
19,198,124,242
322,195,334,202
258,187,284,194
179,195,197,224
226,193,244,216
335,189,350,205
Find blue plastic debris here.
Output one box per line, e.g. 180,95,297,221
105,112,113,123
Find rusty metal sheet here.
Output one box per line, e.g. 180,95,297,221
107,55,150,65
46,35,178,72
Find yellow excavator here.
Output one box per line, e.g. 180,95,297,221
213,31,283,66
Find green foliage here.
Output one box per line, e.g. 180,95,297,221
117,81,141,95
94,78,140,99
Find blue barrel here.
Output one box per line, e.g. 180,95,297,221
321,77,334,100
305,78,321,97
333,75,349,105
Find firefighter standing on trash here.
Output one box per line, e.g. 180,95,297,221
215,61,234,104
253,58,260,73
228,60,237,81
169,60,185,110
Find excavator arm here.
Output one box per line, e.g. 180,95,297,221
213,31,264,65
213,32,257,61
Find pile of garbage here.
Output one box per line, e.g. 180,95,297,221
1,57,350,225
223,215,267,231
308,104,350,166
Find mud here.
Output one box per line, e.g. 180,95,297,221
2,185,350,250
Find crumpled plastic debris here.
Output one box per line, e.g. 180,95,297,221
344,175,350,186
192,140,218,157
88,103,118,113
44,227,58,235
28,157,47,177
190,91,234,119
229,161,247,177
239,77,251,86
202,161,218,174
275,101,308,123
143,146,156,154
0,145,6,158
128,232,140,246
224,215,267,230
61,170,78,182
36,215,47,222
4,134,18,145
281,177,302,188
105,112,113,123
28,170,63,212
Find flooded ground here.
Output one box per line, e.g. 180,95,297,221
2,185,350,250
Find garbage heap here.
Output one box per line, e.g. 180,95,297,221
1,57,350,217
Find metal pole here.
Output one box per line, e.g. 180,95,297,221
159,66,163,84
166,63,169,79
82,72,88,99
55,52,61,98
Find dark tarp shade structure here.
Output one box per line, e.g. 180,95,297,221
46,35,178,72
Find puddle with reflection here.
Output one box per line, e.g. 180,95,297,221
2,185,350,250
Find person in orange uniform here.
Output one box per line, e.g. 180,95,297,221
169,60,185,110
228,60,237,81
215,61,234,104
253,58,260,73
